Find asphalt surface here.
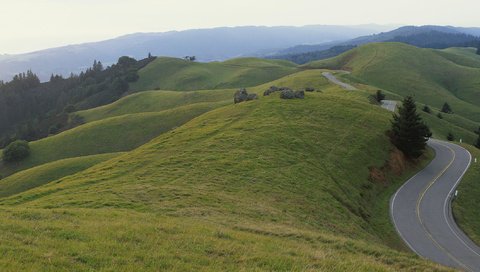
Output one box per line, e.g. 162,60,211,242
322,72,356,90
381,100,397,112
391,139,480,271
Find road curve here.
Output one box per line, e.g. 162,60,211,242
391,139,480,271
322,72,357,90
381,100,397,112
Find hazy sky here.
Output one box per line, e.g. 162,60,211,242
0,0,479,54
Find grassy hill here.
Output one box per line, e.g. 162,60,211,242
130,57,298,91
305,43,480,125
77,89,235,122
1,101,228,177
0,153,122,198
0,77,448,270
453,145,480,246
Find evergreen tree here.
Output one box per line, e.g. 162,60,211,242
475,134,480,149
441,102,453,113
390,96,432,159
477,45,480,55
374,90,385,102
447,132,455,141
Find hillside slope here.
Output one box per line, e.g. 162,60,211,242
0,101,228,177
0,85,447,270
306,42,480,124
130,57,298,91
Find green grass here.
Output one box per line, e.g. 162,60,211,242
77,89,235,122
305,43,480,125
130,57,298,91
0,84,448,270
1,101,228,177
0,153,122,198
452,145,480,245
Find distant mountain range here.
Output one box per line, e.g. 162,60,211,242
269,26,480,64
0,25,392,81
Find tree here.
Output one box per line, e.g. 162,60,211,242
477,45,480,55
422,105,431,113
390,96,432,159
2,140,30,163
447,132,455,141
374,90,385,103
441,102,453,114
437,112,443,119
475,134,480,149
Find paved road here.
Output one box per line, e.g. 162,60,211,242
322,72,357,91
391,139,480,271
381,100,397,112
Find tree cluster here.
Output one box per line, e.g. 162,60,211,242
0,55,156,148
2,140,30,163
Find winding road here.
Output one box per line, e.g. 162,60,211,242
322,72,356,90
323,69,480,270
391,140,480,271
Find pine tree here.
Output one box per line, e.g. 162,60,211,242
447,132,455,141
441,102,453,114
390,96,432,159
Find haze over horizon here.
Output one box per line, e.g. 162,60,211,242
1,0,479,55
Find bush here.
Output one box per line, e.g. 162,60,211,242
422,105,431,113
437,113,443,119
2,140,30,163
441,102,453,114
374,90,385,103
447,132,455,141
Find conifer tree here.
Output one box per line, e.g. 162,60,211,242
390,96,431,158
441,102,453,114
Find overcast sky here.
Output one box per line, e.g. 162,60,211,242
0,0,479,54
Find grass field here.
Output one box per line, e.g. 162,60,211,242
130,57,298,91
0,57,467,270
0,153,123,198
305,43,480,125
452,145,480,245
77,89,235,122
0,79,449,270
1,101,228,177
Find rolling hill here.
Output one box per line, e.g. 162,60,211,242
0,25,390,81
130,57,298,91
0,77,447,270
1,46,477,270
305,43,480,131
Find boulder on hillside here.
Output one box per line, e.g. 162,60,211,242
280,89,295,99
294,90,305,99
234,88,257,103
263,86,279,96
305,87,315,92
247,93,258,101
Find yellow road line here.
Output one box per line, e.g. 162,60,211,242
416,142,472,271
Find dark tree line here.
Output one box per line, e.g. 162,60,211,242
0,55,156,148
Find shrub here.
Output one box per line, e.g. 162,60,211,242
422,105,431,113
374,90,385,103
2,140,30,163
441,102,453,114
437,113,443,119
447,132,455,141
